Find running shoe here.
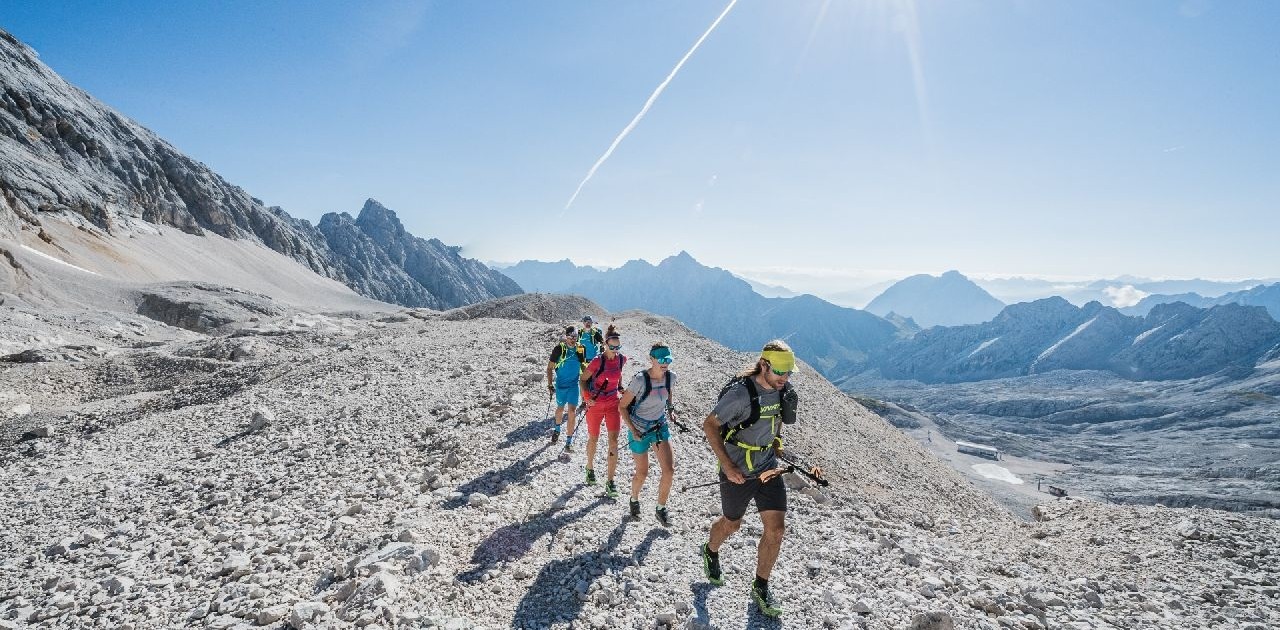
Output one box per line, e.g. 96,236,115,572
655,506,670,527
701,543,723,586
752,583,782,618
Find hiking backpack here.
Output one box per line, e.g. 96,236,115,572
716,376,798,442
627,370,672,417
553,342,586,372
587,354,626,397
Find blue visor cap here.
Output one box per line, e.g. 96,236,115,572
650,347,673,364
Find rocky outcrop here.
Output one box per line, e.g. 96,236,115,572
134,283,286,334
349,200,522,309
0,28,519,310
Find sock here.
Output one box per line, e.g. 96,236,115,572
657,503,666,510
705,543,718,559
565,435,574,446
754,576,768,590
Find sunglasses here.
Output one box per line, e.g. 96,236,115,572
770,367,793,377
606,343,622,350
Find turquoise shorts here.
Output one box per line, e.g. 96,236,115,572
628,423,670,454
555,384,580,407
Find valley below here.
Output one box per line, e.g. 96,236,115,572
842,368,1280,519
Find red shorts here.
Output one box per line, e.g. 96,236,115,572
584,401,621,437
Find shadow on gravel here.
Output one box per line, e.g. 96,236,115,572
457,485,610,583
690,582,716,626
444,445,556,510
743,599,784,630
497,416,556,450
511,521,671,628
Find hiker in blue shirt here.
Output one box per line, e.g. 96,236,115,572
545,325,585,446
579,315,604,362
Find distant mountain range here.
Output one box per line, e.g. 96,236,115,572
0,29,518,310
843,297,1280,384
975,276,1275,307
864,270,1005,327
502,253,901,376
495,259,604,293
1121,283,1280,320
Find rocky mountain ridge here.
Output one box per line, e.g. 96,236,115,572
849,297,1280,384
0,28,518,310
1123,282,1280,320
508,251,902,377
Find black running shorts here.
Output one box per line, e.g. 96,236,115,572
718,471,787,521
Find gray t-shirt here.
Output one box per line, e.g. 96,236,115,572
625,370,676,430
712,379,784,474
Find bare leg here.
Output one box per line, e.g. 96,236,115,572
564,405,577,437
585,432,599,469
655,441,675,505
755,510,786,580
631,452,648,500
606,431,619,480
708,515,742,553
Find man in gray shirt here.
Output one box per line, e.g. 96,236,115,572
700,340,816,619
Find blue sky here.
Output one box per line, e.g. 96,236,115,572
4,0,1278,287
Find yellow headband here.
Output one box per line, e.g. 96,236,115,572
760,349,796,373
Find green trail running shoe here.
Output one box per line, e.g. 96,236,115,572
585,468,597,485
655,506,670,527
629,499,641,520
604,480,618,498
752,583,782,618
701,544,723,586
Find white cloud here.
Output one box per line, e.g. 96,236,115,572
1103,285,1150,308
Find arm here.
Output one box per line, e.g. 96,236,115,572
579,366,593,407
545,361,556,399
618,390,639,436
703,413,745,484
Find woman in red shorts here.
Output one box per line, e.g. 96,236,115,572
578,324,626,498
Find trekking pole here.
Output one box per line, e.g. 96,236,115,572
679,479,720,492
777,451,829,487
666,403,692,433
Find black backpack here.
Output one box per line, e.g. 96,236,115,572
627,370,672,416
717,376,797,442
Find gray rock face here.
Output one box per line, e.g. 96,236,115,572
0,29,519,310
134,282,285,334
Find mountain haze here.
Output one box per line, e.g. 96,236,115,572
865,270,1005,327
513,251,900,376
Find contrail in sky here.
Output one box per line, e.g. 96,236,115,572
563,0,740,212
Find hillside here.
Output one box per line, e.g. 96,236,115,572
2,293,1277,628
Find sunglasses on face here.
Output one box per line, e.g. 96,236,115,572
606,343,622,351
770,367,793,377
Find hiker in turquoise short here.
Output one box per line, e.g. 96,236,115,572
578,315,604,362
545,325,585,447
617,342,677,526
